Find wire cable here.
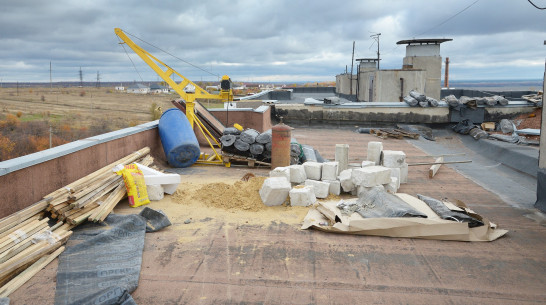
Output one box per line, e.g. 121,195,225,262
116,35,144,83
527,0,546,9
382,0,480,56
123,30,220,78
415,0,480,37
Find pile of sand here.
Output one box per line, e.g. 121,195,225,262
172,176,268,211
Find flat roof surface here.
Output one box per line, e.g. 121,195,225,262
10,128,546,304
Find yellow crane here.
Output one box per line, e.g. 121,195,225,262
114,28,233,166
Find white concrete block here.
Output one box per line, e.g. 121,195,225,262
361,160,375,167
335,144,349,174
289,185,316,207
304,179,330,199
338,169,354,193
385,177,399,194
137,163,181,195
289,165,307,184
324,180,341,196
147,184,164,201
259,177,291,206
321,162,339,181
367,141,383,165
269,166,290,182
382,150,406,168
400,162,408,184
303,162,322,180
351,166,392,187
390,167,401,189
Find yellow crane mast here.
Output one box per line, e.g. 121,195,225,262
114,28,233,166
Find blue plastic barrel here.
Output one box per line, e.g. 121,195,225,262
158,108,200,168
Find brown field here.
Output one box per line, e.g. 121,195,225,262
0,86,184,161
0,86,176,127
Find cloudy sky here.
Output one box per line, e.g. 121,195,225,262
0,0,545,83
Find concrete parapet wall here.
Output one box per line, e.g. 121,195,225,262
209,106,272,132
0,122,163,218
274,104,450,126
286,87,336,94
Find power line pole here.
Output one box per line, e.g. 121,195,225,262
50,61,52,92
96,71,101,88
79,67,83,87
370,33,381,69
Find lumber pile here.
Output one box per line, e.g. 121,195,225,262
0,147,154,297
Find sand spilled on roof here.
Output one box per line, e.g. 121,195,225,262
142,176,308,231
175,176,268,212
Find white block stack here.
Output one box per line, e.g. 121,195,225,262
361,161,375,168
269,166,290,182
289,185,316,207
351,166,392,187
335,144,349,174
382,150,406,168
303,162,322,180
289,165,307,184
259,177,291,206
324,180,341,196
304,180,330,198
321,162,339,181
338,169,354,193
367,142,383,165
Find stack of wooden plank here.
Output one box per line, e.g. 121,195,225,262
0,147,154,297
46,148,153,225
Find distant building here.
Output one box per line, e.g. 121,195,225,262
114,85,125,91
127,83,150,94
336,38,451,102
149,83,169,94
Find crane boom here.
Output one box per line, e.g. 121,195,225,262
114,28,233,104
115,28,232,166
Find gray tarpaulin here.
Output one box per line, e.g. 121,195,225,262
54,210,170,305
338,187,427,219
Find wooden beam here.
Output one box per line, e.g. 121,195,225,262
429,157,443,178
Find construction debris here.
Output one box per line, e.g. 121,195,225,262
0,148,155,298
521,92,543,107
404,90,439,107
369,128,420,139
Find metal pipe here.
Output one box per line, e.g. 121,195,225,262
444,57,450,88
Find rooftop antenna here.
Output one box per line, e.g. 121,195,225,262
370,33,381,69
350,41,355,95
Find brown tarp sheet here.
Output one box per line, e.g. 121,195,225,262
301,193,507,242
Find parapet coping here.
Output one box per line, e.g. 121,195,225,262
0,121,159,176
